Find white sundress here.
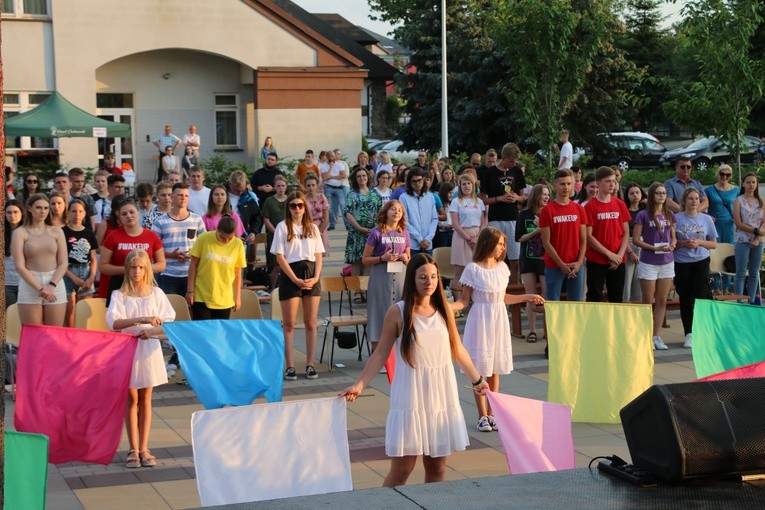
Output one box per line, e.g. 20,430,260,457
460,262,513,376
385,302,469,458
105,287,175,389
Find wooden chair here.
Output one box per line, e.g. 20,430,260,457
248,232,268,270
231,289,264,320
432,246,454,281
73,298,110,332
269,288,305,329
319,276,368,369
709,242,735,292
166,293,192,322
6,304,22,400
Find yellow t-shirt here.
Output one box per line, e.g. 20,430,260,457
190,231,246,309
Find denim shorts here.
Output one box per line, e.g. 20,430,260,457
637,261,674,281
63,263,96,297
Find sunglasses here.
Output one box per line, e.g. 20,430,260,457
719,173,732,178
288,202,305,210
27,179,38,184
679,165,692,169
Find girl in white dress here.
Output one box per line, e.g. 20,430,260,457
341,253,488,487
106,249,175,469
451,227,544,432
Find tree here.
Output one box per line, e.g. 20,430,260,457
616,0,672,132
1,5,6,504
662,0,764,177
493,0,613,168
369,0,517,153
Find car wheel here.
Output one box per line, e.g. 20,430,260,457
694,158,710,171
616,158,631,172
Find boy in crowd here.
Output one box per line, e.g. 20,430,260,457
539,169,587,302
584,166,631,302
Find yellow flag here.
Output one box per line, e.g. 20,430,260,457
546,302,654,423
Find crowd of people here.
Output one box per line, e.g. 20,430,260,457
4,132,764,482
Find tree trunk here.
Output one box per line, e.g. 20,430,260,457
1,6,7,507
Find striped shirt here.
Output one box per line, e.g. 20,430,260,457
151,211,206,277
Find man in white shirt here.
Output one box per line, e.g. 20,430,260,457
187,166,211,216
558,130,573,170
183,124,201,157
322,150,350,230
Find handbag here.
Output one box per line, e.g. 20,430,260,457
334,330,357,349
723,255,736,273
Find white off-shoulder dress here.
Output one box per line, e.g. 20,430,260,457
105,287,175,389
385,302,469,458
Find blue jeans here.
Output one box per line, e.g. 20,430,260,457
158,275,188,297
734,241,764,303
545,266,585,302
324,185,348,228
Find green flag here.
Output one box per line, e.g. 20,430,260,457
546,302,654,423
5,431,49,510
692,300,765,378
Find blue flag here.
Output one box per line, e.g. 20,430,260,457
164,320,285,408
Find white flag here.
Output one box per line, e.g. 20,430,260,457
192,396,352,506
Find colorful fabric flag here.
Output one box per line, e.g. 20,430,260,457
546,302,654,424
698,360,765,381
692,300,765,378
163,319,284,408
14,324,137,464
485,391,575,474
191,396,352,506
5,431,49,510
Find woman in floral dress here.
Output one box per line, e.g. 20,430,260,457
344,167,381,301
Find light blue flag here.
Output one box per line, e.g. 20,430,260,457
164,320,285,408
692,300,765,378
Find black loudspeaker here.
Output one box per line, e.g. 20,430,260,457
620,378,765,483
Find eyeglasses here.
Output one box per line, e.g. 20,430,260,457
719,173,732,178
26,179,38,184
410,178,423,184
679,165,691,169
654,191,667,195
288,202,305,210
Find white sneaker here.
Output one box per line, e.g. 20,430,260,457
683,334,693,349
653,336,668,350
476,416,493,432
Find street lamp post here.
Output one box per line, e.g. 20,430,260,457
441,0,448,158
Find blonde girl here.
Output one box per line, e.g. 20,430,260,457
106,249,175,468
449,173,487,299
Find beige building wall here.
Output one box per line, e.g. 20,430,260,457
2,21,55,91
254,108,361,165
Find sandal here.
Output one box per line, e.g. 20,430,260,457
526,332,538,343
126,449,140,469
139,449,157,467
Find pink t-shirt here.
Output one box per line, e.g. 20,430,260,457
202,212,246,237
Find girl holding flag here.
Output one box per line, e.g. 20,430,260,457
106,249,175,468
340,253,488,487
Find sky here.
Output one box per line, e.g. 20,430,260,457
292,1,686,37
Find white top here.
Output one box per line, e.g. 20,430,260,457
270,222,325,264
325,161,349,187
183,133,201,151
449,196,485,228
377,163,393,174
559,141,573,169
188,186,212,216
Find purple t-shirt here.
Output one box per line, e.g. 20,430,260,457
635,209,676,265
365,226,411,257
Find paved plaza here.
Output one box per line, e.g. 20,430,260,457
4,224,699,510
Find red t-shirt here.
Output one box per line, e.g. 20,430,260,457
584,197,630,265
98,228,163,298
539,200,587,268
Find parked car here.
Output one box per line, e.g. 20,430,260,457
534,145,588,166
368,139,391,151
590,132,667,172
659,136,762,171
380,140,419,163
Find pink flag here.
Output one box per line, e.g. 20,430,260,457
698,361,765,381
14,324,138,464
486,391,575,474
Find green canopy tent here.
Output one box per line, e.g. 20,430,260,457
5,91,130,138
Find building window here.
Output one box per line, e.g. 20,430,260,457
2,0,49,16
4,92,54,150
215,94,239,148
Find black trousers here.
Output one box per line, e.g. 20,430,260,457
585,261,625,303
192,302,232,320
674,258,712,335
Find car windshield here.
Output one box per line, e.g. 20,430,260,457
684,137,716,150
